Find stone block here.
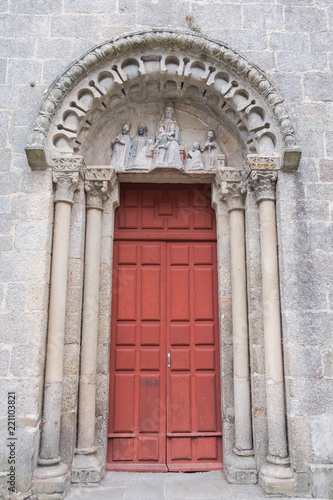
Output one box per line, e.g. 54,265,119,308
0,0,8,11
14,219,50,251
310,414,333,464
323,352,333,378
269,32,309,52
119,0,135,13
282,281,327,311
19,169,51,194
294,103,333,132
0,172,20,195
304,73,333,101
96,373,109,415
8,59,42,86
0,251,49,282
242,51,276,71
101,12,136,29
214,30,268,52
62,375,79,412
285,343,323,378
0,86,18,110
59,410,76,464
0,196,10,213
11,192,53,221
50,15,99,37
8,125,30,155
0,59,6,85
36,38,73,59
310,31,333,52
65,313,82,344
272,74,303,103
9,344,44,378
10,0,62,14
0,235,12,250
305,182,333,200
285,6,328,32
16,85,45,111
243,5,283,30
0,149,11,171
0,38,35,58
288,378,333,415
0,13,49,37
300,130,325,157
283,310,332,348
137,1,192,29
63,0,116,13
0,348,10,376
0,111,8,148
0,377,41,417
63,343,80,377
310,464,333,499
319,159,333,182
325,131,333,157
42,60,68,87
277,52,327,72
308,221,333,253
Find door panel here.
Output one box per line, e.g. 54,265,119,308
108,185,222,472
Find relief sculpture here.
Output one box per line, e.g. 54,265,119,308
110,106,224,172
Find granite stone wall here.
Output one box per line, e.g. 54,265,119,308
0,0,332,498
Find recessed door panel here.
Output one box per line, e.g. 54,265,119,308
108,185,222,472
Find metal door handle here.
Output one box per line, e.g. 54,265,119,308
168,352,171,368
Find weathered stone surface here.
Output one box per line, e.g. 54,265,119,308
285,6,328,32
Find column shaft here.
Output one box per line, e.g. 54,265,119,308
40,200,72,462
259,199,288,460
77,207,103,451
230,209,253,454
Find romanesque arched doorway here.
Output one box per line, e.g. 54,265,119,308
26,29,301,499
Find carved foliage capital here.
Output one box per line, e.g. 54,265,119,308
84,167,116,210
216,169,247,211
52,172,80,204
248,170,277,203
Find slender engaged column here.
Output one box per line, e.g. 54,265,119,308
72,167,116,484
33,162,81,496
220,170,253,456
248,160,294,495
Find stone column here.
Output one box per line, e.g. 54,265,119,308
33,158,82,497
219,170,254,457
248,157,294,495
72,167,116,484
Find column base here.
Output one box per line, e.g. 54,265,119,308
259,461,294,496
72,450,104,485
32,462,70,499
225,454,258,484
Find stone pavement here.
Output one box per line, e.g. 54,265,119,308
65,471,312,500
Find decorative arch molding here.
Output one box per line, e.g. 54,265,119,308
28,30,301,499
25,29,301,171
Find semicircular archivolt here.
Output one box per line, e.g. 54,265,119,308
26,29,301,170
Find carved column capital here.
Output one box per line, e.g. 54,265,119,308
84,167,117,210
52,155,84,204
248,170,278,203
246,154,278,204
216,169,247,211
52,172,80,204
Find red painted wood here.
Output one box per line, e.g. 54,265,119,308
108,184,222,472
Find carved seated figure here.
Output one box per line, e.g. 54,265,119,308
185,142,204,170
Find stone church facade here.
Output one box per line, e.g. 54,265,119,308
0,1,332,499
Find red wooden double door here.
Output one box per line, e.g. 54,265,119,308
107,184,222,471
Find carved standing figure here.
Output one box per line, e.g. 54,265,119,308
186,142,204,170
136,139,154,169
164,124,182,166
128,124,149,168
110,123,131,170
154,125,169,164
201,130,219,169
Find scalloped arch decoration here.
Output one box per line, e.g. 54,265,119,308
25,29,301,171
